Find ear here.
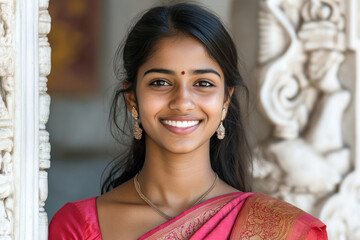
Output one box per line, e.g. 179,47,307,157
124,80,137,110
224,87,234,108
222,88,234,120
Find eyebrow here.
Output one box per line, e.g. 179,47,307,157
192,69,221,78
143,68,221,78
143,68,175,76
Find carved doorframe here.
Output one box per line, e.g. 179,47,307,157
0,0,51,239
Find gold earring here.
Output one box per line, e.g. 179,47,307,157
131,107,142,140
217,109,226,140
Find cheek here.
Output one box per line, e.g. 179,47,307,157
136,90,165,122
197,91,225,114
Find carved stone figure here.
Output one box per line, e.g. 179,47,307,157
254,0,351,221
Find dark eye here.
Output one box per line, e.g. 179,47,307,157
150,79,170,86
195,80,214,87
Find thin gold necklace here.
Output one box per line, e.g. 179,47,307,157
134,173,218,220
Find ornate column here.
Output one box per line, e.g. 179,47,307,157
0,0,15,238
38,0,51,239
254,0,359,239
0,0,51,239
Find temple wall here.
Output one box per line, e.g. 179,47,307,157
1,0,357,239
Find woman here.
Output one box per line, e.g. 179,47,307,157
49,2,327,239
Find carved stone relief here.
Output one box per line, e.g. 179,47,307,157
320,171,360,239
0,0,14,239
254,0,358,238
0,0,51,238
39,0,51,239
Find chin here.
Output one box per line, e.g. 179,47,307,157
161,140,209,155
162,145,198,154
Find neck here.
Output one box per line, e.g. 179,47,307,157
137,138,216,214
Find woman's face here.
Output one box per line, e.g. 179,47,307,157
128,35,230,154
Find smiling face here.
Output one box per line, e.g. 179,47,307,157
126,35,231,154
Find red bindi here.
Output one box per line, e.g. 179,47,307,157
181,71,185,75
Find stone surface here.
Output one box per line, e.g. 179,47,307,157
0,0,51,239
38,1,51,239
254,0,359,238
0,1,14,239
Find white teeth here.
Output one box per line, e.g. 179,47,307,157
162,120,199,128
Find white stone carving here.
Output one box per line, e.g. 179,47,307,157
0,0,14,239
254,0,356,237
39,0,51,239
257,0,316,140
0,0,51,238
320,171,360,240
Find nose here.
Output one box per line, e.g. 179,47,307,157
168,84,195,112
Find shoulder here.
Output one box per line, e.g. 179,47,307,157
232,193,328,240
49,197,101,240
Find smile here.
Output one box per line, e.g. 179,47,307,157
161,120,200,128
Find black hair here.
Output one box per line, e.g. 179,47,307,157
101,2,252,193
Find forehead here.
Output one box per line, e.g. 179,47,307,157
138,36,223,76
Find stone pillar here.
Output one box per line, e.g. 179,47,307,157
253,0,359,239
0,0,51,239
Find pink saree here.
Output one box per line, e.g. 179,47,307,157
50,192,327,239
140,192,327,240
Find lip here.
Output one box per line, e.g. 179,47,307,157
160,118,201,135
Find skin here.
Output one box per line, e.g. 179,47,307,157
97,35,238,240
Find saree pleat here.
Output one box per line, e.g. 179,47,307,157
139,192,252,240
189,192,253,239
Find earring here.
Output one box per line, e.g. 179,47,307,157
217,109,226,140
217,122,225,140
131,107,142,140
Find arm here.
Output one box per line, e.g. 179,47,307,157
49,203,85,240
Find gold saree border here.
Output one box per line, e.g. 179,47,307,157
230,193,321,240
